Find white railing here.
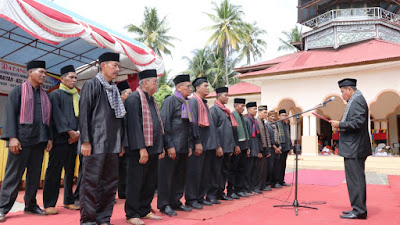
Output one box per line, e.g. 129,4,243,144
302,7,400,28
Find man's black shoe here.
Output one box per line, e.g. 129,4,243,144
219,194,233,201
173,205,192,212
199,199,213,206
263,186,272,191
24,206,46,215
186,202,203,209
281,182,291,187
237,192,249,197
253,189,262,194
342,210,351,214
207,198,221,204
272,184,282,189
160,205,177,216
229,193,240,199
0,212,5,223
340,212,367,219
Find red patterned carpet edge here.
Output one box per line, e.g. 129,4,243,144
284,169,346,186
6,173,400,225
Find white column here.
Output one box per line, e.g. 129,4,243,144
303,115,310,136
381,121,388,129
310,114,317,136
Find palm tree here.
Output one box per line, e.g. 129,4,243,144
183,48,213,80
278,25,302,52
239,22,267,65
125,7,178,57
204,0,244,86
157,69,173,88
207,51,239,88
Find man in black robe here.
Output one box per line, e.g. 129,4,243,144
116,80,132,200
79,52,125,225
277,109,293,187
209,87,236,202
256,105,272,191
0,60,53,222
157,74,193,216
185,77,218,209
43,65,80,215
243,102,264,194
227,98,250,199
330,78,371,220
124,69,165,225
265,111,283,189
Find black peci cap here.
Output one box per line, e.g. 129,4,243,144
98,52,120,64
173,74,191,86
246,102,257,108
338,78,357,88
138,69,157,80
60,65,75,76
27,60,46,71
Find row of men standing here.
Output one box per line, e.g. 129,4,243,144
0,52,294,225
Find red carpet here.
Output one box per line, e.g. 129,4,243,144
4,171,400,225
285,169,345,186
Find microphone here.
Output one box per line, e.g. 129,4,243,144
322,97,335,105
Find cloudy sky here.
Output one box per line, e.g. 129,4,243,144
52,0,303,77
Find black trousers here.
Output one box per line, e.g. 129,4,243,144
217,153,231,197
266,152,280,186
260,156,268,190
80,153,118,224
243,154,254,192
207,151,223,200
118,155,127,199
278,150,289,184
0,142,46,214
157,153,187,209
250,157,264,191
125,151,158,219
185,150,212,204
227,149,247,194
270,153,281,185
344,157,367,215
43,143,77,207
73,155,82,205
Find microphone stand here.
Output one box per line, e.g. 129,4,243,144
272,102,330,215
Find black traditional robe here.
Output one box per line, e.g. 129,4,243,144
78,77,122,224
0,84,51,215
185,97,217,204
79,78,123,154
244,116,263,157
1,85,52,146
124,91,163,155
338,91,372,216
209,105,236,199
43,89,79,208
49,89,79,144
157,95,191,210
244,115,264,191
227,111,249,195
189,98,218,151
124,90,163,219
277,121,293,185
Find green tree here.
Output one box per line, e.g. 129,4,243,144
183,48,213,81
154,84,172,108
207,51,239,88
158,69,173,88
239,22,267,65
125,7,178,57
278,25,302,52
204,0,244,86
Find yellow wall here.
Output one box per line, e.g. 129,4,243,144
0,140,80,184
